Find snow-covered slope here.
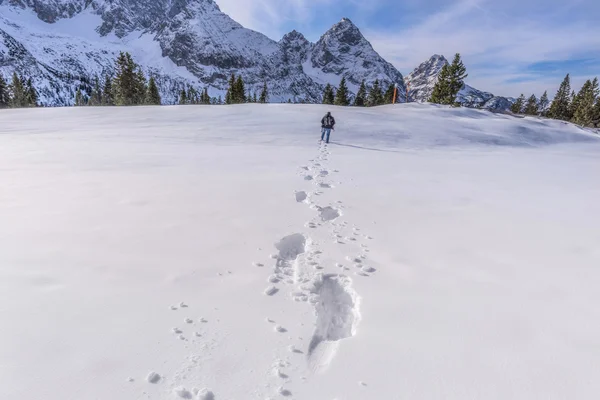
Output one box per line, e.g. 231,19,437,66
0,1,406,105
1,104,599,400
405,54,514,110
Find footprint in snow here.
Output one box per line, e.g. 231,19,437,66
146,372,161,384
295,191,308,202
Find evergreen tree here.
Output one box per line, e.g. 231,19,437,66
322,83,335,105
568,88,582,121
538,91,549,116
24,78,38,107
448,53,468,104
259,82,268,104
145,76,161,105
112,52,146,106
200,88,210,105
511,94,525,114
429,64,451,104
0,74,9,108
113,52,135,105
354,80,366,107
234,76,246,104
75,88,87,106
524,94,539,115
384,83,395,104
592,97,600,128
134,69,147,105
367,79,384,107
88,76,102,106
9,72,27,108
102,75,114,106
179,88,188,105
573,78,599,127
334,77,350,106
253,92,257,103
548,74,572,120
429,54,468,105
187,87,198,104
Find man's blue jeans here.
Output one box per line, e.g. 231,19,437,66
321,128,331,143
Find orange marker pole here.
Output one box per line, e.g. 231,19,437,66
392,84,398,104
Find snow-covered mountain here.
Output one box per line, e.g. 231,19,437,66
405,54,514,110
0,0,406,105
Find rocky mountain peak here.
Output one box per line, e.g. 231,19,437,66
280,30,308,44
406,54,513,110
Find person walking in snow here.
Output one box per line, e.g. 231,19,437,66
320,112,335,143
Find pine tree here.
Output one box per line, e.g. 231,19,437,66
322,83,335,105
511,94,525,114
524,94,539,115
573,78,599,127
354,80,366,107
113,52,146,106
234,76,246,104
592,97,600,128
538,91,549,116
102,75,114,106
22,78,37,107
75,88,86,106
0,74,9,108
259,82,268,104
548,74,572,120
187,87,198,104
145,76,161,105
253,92,257,103
200,88,209,105
134,69,147,105
334,77,350,106
179,88,187,105
9,72,27,108
448,53,468,104
113,52,134,105
88,76,102,106
367,79,383,107
429,54,468,105
429,64,451,104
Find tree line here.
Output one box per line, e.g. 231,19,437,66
321,77,400,107
223,74,268,104
0,73,39,108
2,50,599,128
73,52,162,106
511,74,600,127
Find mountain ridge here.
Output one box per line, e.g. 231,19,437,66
1,0,509,108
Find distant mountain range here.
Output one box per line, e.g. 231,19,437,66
0,0,513,109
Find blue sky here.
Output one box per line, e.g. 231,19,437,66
217,0,600,97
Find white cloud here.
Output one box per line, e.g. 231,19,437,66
363,0,600,96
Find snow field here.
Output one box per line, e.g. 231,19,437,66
0,103,599,399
